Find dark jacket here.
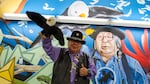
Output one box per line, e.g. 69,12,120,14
51,48,89,84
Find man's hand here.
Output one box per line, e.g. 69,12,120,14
79,64,89,76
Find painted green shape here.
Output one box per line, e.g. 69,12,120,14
25,61,54,84
52,36,68,48
8,44,26,64
0,46,13,67
13,78,28,84
22,45,51,65
37,75,51,84
0,29,3,44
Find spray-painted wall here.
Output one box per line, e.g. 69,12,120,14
0,0,150,84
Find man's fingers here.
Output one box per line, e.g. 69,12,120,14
80,64,88,76
39,32,47,39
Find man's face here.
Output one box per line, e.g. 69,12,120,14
95,32,117,56
68,40,82,54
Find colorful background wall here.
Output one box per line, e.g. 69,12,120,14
0,0,150,84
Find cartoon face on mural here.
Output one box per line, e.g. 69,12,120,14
95,32,117,56
89,26,149,84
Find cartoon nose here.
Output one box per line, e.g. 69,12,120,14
79,13,86,17
102,37,108,42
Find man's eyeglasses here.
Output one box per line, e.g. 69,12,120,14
96,32,113,41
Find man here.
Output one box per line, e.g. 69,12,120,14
89,26,148,84
42,30,96,84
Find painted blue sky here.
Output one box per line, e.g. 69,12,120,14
21,0,150,21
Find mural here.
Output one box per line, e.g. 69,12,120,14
0,0,150,84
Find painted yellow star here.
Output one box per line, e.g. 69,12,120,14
0,58,15,84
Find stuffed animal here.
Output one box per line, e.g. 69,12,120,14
26,11,64,46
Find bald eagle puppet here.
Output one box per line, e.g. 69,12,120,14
26,11,64,46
